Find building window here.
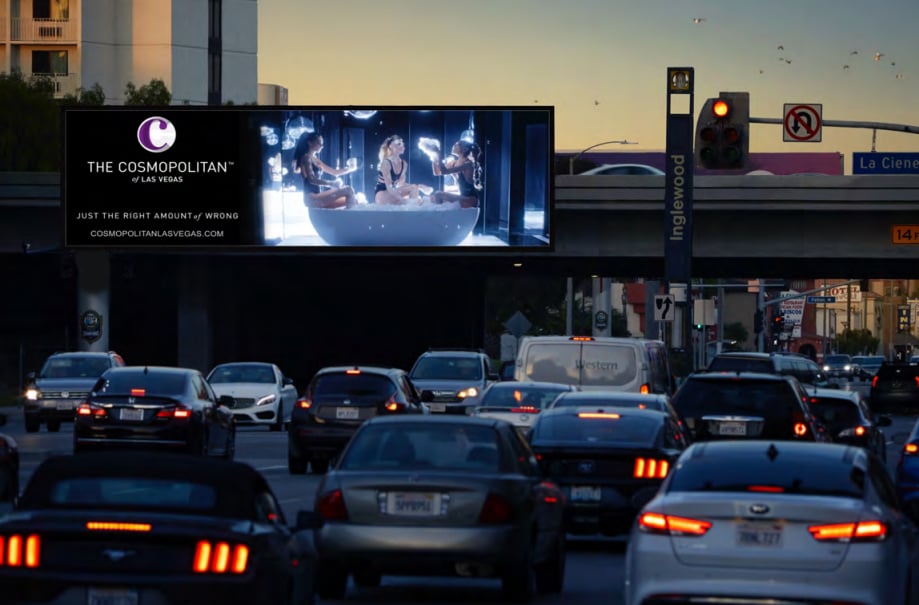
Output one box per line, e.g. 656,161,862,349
32,50,68,75
207,0,222,105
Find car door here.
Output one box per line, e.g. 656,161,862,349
868,456,919,580
276,366,298,420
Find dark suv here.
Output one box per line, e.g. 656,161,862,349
706,352,829,388
870,362,919,413
408,349,499,414
23,351,125,433
287,365,426,475
671,372,828,443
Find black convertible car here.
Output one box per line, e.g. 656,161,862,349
0,452,321,605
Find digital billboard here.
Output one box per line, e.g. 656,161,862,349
63,106,554,250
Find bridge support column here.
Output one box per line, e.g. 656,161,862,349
177,257,212,373
75,251,110,351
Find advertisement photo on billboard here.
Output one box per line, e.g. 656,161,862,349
62,106,554,251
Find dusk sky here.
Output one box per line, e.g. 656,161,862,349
258,0,919,171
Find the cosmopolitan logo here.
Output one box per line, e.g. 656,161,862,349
137,117,177,153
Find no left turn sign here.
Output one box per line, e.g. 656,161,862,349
783,103,823,142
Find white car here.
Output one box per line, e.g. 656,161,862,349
625,440,919,605
578,164,665,176
206,362,297,431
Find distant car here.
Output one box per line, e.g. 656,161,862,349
670,372,828,443
73,365,236,458
626,441,919,605
0,413,19,505
870,362,919,413
822,353,856,380
853,355,886,381
548,391,689,442
472,381,577,434
578,164,665,176
529,406,688,537
22,350,126,433
2,452,320,605
287,365,427,475
806,387,891,461
207,362,298,431
706,351,829,388
409,349,499,414
312,415,566,601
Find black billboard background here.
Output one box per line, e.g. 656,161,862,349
64,108,257,247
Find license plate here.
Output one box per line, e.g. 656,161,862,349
336,407,359,420
718,421,747,436
88,588,139,605
386,492,442,516
736,522,783,547
570,486,602,502
57,401,73,410
428,403,446,413
119,408,144,422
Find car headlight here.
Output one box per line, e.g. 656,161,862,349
844,365,851,371
457,388,478,399
822,365,830,372
255,394,277,407
25,388,40,401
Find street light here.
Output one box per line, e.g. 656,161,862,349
568,139,639,175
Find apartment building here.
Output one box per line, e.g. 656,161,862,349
0,0,257,104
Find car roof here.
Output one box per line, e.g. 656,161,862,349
104,365,196,376
539,405,668,420
417,350,487,358
487,381,573,390
809,387,861,403
684,439,861,463
50,351,118,358
364,414,503,428
316,365,403,376
555,391,667,401
688,371,789,382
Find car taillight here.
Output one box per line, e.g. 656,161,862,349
915,376,919,388
871,376,879,388
156,406,191,419
0,534,41,567
384,397,404,412
479,493,513,523
638,512,711,536
510,406,540,413
640,383,650,394
297,398,312,409
317,489,348,521
77,403,107,418
808,520,886,542
633,458,669,479
192,540,249,574
905,443,919,455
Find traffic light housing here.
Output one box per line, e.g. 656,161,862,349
754,310,764,334
695,92,749,170
771,313,785,335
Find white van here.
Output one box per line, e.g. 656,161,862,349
513,336,674,395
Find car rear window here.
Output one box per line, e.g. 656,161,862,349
48,478,217,510
530,413,660,447
95,372,187,396
825,355,851,364
208,364,275,384
808,397,860,433
479,385,567,410
313,373,395,398
667,453,865,498
523,343,638,387
551,393,665,412
875,364,919,380
340,423,500,471
707,357,774,373
411,357,483,381
41,357,113,379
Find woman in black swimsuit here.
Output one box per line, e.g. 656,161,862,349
374,135,432,205
430,138,482,208
293,132,357,209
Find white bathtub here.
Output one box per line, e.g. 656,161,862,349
307,205,480,246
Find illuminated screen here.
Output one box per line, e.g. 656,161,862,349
63,106,554,250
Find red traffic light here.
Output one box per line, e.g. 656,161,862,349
700,126,717,143
712,99,730,118
723,127,740,143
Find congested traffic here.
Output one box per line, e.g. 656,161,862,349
3,338,919,605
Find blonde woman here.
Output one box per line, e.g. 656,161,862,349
374,135,432,205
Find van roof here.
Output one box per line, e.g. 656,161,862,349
518,335,664,345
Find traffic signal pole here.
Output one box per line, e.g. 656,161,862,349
750,117,919,135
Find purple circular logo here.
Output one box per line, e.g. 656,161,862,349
137,117,177,153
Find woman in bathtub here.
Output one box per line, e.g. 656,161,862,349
374,135,433,205
428,138,483,208
293,131,358,209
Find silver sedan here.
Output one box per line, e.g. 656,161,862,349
312,415,567,602
625,440,919,605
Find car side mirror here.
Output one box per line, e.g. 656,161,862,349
217,395,235,407
283,377,294,386
294,510,324,531
877,415,893,427
26,371,36,381
420,390,435,403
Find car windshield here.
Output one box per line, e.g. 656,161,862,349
825,355,851,364
94,371,187,397
208,364,275,384
313,373,395,398
707,357,773,373
855,357,884,367
808,398,860,433
411,357,483,381
530,413,660,447
552,394,665,411
479,385,567,410
667,454,865,498
40,357,111,379
48,477,217,511
340,423,501,471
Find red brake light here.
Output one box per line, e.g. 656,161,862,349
638,512,711,536
633,458,669,479
0,534,41,568
872,375,879,388
809,520,886,542
479,493,513,523
747,485,784,493
577,412,620,419
317,489,349,521
569,336,594,341
192,540,249,574
639,383,650,394
510,406,539,413
793,422,808,436
77,403,107,418
130,388,145,397
855,426,866,436
905,443,919,454
86,522,151,532
915,376,919,388
297,399,312,409
156,406,191,419
345,369,361,375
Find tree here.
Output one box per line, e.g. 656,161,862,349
124,78,171,105
0,70,60,171
835,328,881,356
723,321,749,347
61,83,106,105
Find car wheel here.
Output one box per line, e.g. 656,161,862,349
46,420,61,433
352,570,381,588
270,405,284,432
534,534,565,594
502,544,536,603
310,459,330,475
24,417,40,433
288,451,308,475
315,564,348,600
